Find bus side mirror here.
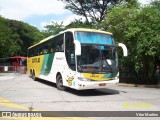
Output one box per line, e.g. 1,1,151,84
74,40,81,56
117,43,128,56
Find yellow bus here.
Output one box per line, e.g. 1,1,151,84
27,28,127,90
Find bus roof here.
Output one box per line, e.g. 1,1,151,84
28,35,55,49
63,28,112,35
28,28,112,49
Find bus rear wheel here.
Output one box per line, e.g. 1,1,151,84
31,70,36,81
30,70,33,78
56,75,66,91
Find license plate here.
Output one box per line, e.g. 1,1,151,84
99,83,106,86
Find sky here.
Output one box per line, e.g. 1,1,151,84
0,0,151,31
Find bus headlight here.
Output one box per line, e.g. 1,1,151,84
78,77,91,81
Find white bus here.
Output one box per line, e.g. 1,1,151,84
27,28,127,90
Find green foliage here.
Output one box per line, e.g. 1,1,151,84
42,22,65,37
103,0,160,83
61,0,123,23
0,16,45,57
0,17,20,57
65,19,93,29
43,19,94,37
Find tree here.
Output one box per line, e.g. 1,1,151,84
103,0,160,84
0,17,20,57
61,0,123,24
42,22,65,37
7,20,45,56
65,18,92,29
0,16,45,57
42,19,93,37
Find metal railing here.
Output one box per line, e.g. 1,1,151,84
0,66,27,74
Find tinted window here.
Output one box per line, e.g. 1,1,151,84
55,34,64,52
28,34,64,57
65,32,75,71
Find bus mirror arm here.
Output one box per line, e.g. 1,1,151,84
74,40,81,56
117,43,128,56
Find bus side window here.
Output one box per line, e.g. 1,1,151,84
65,32,75,70
42,42,49,54
50,38,55,53
34,47,39,56
50,48,54,53
55,34,64,52
43,46,48,54
31,48,35,57
28,49,32,57
39,46,43,55
66,33,74,48
37,48,40,55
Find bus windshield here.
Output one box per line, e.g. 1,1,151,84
75,31,114,45
77,45,118,73
75,32,118,73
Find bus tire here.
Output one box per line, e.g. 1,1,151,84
56,74,66,91
30,70,33,78
32,70,36,81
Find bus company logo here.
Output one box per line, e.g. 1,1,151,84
1,112,42,117
32,58,40,63
2,112,11,117
67,77,74,86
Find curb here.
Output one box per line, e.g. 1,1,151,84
118,83,160,88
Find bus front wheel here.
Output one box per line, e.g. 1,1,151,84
56,75,66,91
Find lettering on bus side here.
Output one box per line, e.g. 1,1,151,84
56,57,64,60
32,58,40,63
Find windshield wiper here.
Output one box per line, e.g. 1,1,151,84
100,49,114,73
104,59,113,73
100,49,113,73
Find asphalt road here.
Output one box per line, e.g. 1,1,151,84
0,73,159,120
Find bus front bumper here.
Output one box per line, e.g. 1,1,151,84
73,79,119,90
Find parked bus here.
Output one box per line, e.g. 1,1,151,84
27,28,127,90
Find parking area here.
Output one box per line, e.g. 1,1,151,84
0,73,159,120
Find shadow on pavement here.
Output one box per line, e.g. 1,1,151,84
66,88,119,96
35,78,57,88
36,78,120,96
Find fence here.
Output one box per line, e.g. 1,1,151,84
0,66,27,74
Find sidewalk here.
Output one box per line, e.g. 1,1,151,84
0,73,15,80
118,83,160,88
